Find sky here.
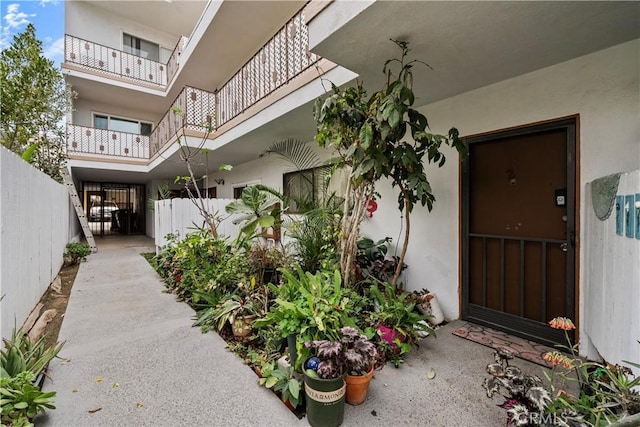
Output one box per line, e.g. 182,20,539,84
1,0,64,67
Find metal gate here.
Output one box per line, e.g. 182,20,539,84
82,182,146,236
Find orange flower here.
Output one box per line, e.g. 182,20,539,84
543,351,574,369
549,317,575,330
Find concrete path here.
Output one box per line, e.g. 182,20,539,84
39,236,546,426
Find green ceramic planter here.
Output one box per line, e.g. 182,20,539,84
304,371,345,427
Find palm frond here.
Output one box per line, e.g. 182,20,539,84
260,138,320,171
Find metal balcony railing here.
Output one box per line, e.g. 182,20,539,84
216,7,318,127
68,5,320,161
64,34,188,87
149,86,216,157
66,124,150,159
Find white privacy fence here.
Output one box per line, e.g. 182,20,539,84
154,198,242,248
583,169,639,375
0,147,80,340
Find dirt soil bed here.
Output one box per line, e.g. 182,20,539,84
36,264,80,349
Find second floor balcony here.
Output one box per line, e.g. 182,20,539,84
67,5,322,163
64,34,188,88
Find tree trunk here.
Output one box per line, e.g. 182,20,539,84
339,167,354,284
391,189,411,289
185,157,218,239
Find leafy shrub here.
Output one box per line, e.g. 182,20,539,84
288,210,340,274
63,242,91,265
259,362,302,408
246,243,290,286
254,267,361,369
1,371,56,425
543,318,640,425
1,329,62,425
154,229,249,304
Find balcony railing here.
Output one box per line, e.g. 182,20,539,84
64,34,188,87
67,124,150,159
149,86,216,157
216,7,318,127
69,5,320,161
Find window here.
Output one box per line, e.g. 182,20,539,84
123,33,159,62
93,114,153,136
233,186,246,199
283,166,347,213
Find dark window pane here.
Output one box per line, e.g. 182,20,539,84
284,169,315,213
233,186,246,199
140,122,152,136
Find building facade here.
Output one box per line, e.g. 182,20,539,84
63,1,639,367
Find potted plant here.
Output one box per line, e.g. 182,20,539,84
369,283,434,365
195,279,266,338
259,362,302,411
246,243,289,286
304,327,376,427
307,326,378,407
411,288,445,326
254,267,358,369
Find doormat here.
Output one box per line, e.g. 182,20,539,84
452,322,555,368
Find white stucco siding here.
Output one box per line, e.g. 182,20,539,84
65,1,181,53
362,39,640,323
73,99,162,129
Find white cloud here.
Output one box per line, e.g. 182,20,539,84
43,36,64,62
4,3,34,28
39,0,59,6
1,3,35,50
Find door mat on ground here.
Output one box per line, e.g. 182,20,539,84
452,322,555,368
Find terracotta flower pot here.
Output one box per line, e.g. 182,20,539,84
345,366,374,405
231,314,256,338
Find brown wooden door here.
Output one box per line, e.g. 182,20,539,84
462,119,576,346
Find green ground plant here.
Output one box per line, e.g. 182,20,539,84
63,242,91,265
483,318,640,426
1,329,63,425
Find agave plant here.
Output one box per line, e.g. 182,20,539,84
1,329,64,379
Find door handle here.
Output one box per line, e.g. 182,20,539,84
560,242,568,252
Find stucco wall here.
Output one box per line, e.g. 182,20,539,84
361,39,640,333
65,1,180,53
72,98,161,129
0,147,80,339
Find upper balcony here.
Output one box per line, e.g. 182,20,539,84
67,4,325,164
64,34,188,89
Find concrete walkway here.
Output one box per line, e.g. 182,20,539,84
39,236,546,426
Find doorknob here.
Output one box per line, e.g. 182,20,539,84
560,242,568,252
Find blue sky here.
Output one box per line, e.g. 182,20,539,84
1,0,64,66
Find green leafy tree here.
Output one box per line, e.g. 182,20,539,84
0,23,74,181
314,40,466,288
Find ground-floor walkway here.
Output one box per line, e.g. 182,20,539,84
39,235,544,426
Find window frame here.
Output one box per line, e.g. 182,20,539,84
122,32,161,62
283,165,346,214
92,112,154,136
